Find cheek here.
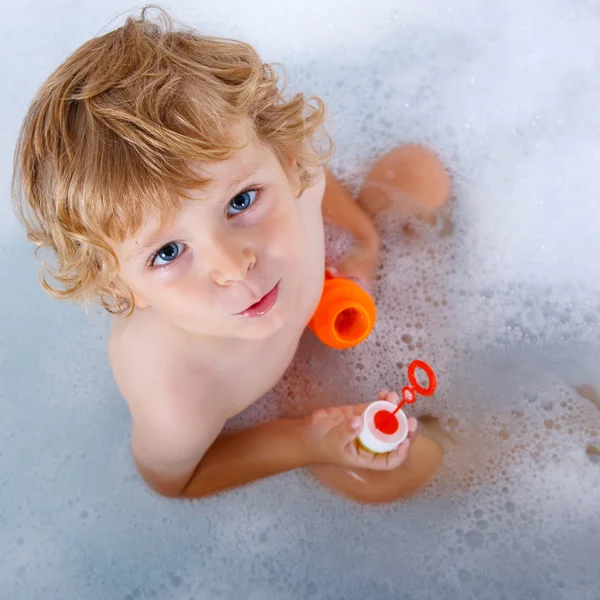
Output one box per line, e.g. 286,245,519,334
118,267,150,306
262,202,308,262
147,256,210,310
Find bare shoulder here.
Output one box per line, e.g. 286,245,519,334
108,309,185,406
108,311,226,497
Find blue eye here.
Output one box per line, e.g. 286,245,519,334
227,190,258,216
152,241,185,266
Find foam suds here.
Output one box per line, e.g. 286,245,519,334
3,1,600,599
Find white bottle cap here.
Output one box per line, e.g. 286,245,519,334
358,400,409,454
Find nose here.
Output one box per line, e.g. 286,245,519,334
207,236,256,286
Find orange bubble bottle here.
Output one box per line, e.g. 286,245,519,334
308,273,377,350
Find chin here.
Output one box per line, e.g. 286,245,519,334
235,309,287,340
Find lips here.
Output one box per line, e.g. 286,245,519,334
236,282,280,317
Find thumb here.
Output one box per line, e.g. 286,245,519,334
332,415,362,444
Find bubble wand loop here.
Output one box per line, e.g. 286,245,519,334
375,360,437,434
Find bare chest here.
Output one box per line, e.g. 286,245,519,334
214,328,304,416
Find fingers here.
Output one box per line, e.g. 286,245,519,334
310,406,342,424
349,439,370,462
377,390,401,405
353,437,412,471
351,403,370,416
387,391,400,405
388,438,411,468
407,417,418,442
334,247,377,285
334,415,362,445
376,439,411,471
310,408,328,422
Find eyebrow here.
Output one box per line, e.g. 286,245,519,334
226,167,260,194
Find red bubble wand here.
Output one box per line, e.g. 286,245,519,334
374,360,437,434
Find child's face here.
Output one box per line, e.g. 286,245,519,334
115,126,322,340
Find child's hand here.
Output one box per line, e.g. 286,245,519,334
307,390,418,471
330,238,379,284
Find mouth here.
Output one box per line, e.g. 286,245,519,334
236,282,280,318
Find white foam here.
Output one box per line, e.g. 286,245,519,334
2,1,600,599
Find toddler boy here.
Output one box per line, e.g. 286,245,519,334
12,7,432,499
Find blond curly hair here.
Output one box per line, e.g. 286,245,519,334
12,5,331,315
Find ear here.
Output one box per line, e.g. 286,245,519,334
133,292,150,309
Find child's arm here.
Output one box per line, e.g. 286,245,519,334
131,394,417,499
322,170,380,281
179,418,317,498
131,414,314,498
